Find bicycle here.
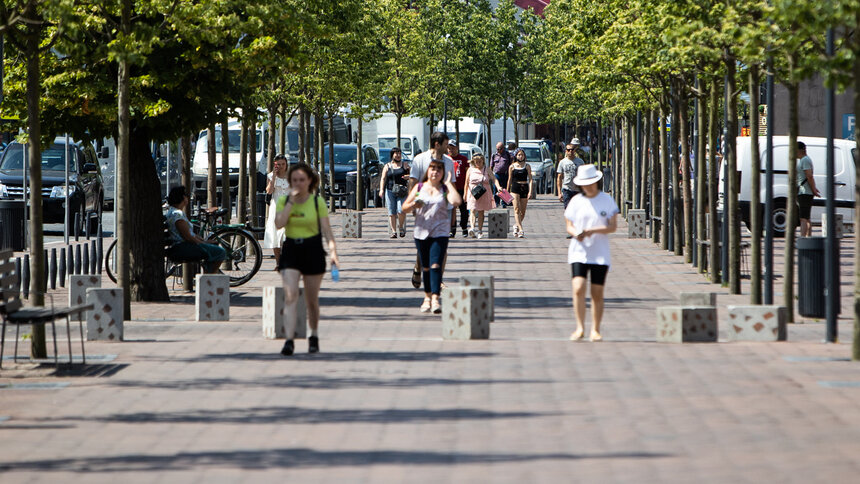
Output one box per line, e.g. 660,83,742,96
105,207,263,287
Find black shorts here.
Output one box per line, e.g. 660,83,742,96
512,183,529,198
797,194,813,220
570,263,609,285
279,235,327,275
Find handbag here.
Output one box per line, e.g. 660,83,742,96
393,183,409,199
471,184,487,200
498,189,513,204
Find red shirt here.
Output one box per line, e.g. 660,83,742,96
451,154,469,190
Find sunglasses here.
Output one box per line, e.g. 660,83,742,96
565,148,574,151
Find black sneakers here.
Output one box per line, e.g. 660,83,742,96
281,339,294,356
308,336,320,354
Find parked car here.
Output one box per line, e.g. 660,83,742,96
0,138,104,233
512,140,555,195
378,134,423,159
321,144,384,207
718,135,857,237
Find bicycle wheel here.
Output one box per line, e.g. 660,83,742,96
104,239,118,283
208,228,262,286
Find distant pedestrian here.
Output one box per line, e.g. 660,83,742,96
490,142,512,207
564,164,619,342
274,163,339,356
448,141,469,237
796,141,819,237
403,160,462,313
378,147,410,238
557,143,586,209
507,148,533,238
264,154,290,269
465,154,501,238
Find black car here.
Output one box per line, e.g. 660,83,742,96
321,144,383,207
0,138,104,233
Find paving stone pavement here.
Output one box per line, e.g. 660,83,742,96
1,195,859,483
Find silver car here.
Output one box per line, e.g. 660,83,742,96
512,140,555,195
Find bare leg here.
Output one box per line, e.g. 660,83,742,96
273,248,281,269
590,283,605,341
800,218,811,237
302,273,324,334
477,211,485,233
518,198,528,232
570,277,587,340
280,269,301,339
398,212,406,232
388,214,397,235
513,195,523,233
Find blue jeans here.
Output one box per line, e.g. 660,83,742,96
167,241,227,273
414,237,449,295
385,188,403,216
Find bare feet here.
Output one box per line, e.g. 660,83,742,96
570,328,585,341
590,331,603,342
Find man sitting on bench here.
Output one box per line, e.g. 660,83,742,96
165,186,227,273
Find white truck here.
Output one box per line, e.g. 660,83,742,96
191,118,267,190
719,135,856,236
439,117,506,155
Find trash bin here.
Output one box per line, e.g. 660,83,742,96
345,172,358,210
0,200,26,251
797,237,828,318
255,192,268,229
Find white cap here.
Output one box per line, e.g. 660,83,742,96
570,137,581,145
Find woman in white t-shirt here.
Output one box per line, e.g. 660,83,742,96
563,164,619,342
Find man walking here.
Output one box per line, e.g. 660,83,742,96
490,142,512,207
796,141,819,237
557,140,586,208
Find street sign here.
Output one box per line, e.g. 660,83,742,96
844,114,855,140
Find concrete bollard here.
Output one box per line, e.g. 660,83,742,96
342,211,363,238
656,306,718,343
821,214,844,239
70,275,101,306
441,286,491,340
86,288,123,341
627,209,647,238
262,286,307,339
679,292,717,307
195,274,230,321
726,305,787,342
487,209,509,239
459,275,494,322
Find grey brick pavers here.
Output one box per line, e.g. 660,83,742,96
1,196,859,483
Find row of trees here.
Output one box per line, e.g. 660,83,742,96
534,0,857,352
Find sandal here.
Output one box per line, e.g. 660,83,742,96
420,298,432,313
390,232,398,239
431,300,442,314
411,269,422,288
399,227,406,237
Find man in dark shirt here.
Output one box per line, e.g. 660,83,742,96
490,142,512,207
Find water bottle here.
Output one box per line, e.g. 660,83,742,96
331,263,340,282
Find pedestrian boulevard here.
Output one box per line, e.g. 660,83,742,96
1,196,858,483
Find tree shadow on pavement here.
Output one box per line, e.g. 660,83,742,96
175,351,495,363
0,448,673,473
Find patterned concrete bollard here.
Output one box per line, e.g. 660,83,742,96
196,274,230,321
487,209,509,239
441,286,491,340
86,288,123,341
821,214,844,239
679,292,717,307
726,305,787,342
342,211,363,238
69,275,100,306
656,306,718,343
262,286,307,339
459,275,494,322
627,209,647,238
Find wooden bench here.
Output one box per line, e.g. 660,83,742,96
0,250,92,367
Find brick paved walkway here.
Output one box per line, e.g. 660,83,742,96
1,196,859,483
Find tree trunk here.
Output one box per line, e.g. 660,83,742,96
267,103,277,173
650,110,660,244
596,118,602,170
396,109,402,150
128,128,169,301
726,58,741,294
207,123,217,207
625,117,633,216
680,84,693,263
279,104,287,155
640,113,649,210
784,80,799,322
314,106,323,171
249,114,258,225
24,7,46,357
853,22,860,360
298,104,305,164
708,80,720,284
696,83,708,273
221,112,231,215
180,135,193,292
116,0,132,320
671,85,682,256
328,109,336,210
357,118,364,210
660,101,669,250
749,68,762,303
237,115,248,223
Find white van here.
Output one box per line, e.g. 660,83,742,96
719,136,856,236
191,118,267,189
377,134,423,160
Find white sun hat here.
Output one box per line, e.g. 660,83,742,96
573,164,603,186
